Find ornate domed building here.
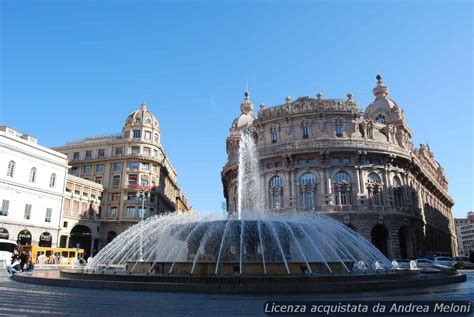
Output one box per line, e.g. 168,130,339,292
53,103,190,255
222,75,456,259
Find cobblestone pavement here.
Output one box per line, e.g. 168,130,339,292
0,270,472,316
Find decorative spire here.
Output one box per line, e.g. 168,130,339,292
373,74,389,98
285,96,292,103
240,91,254,114
140,102,147,111
316,92,323,100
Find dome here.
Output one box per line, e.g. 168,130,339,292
364,75,404,123
231,92,256,131
125,103,160,129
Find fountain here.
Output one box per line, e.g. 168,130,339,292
85,130,393,276
12,131,466,293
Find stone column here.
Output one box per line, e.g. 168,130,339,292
383,168,392,207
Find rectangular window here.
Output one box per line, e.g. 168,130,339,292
128,175,137,185
125,206,135,218
307,159,317,165
111,193,120,201
141,179,149,186
131,146,140,155
73,152,80,160
297,159,306,165
127,192,136,201
85,151,92,159
141,163,150,171
0,200,9,216
24,204,32,220
73,201,79,213
153,149,158,157
95,177,102,184
124,131,130,139
63,221,68,228
138,207,145,219
98,149,105,158
74,189,80,195
95,164,104,173
271,132,278,143
154,134,159,143
109,207,117,219
128,162,139,170
143,147,151,157
114,163,122,171
114,147,123,156
113,175,121,187
302,127,309,139
71,167,79,176
133,130,141,139
83,165,92,174
45,208,52,222
335,124,343,137
144,131,152,140
64,198,71,212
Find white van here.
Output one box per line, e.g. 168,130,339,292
0,239,17,268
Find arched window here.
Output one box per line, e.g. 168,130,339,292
393,176,404,208
299,173,318,209
302,127,309,139
135,117,142,124
49,173,57,188
145,118,152,124
375,114,386,124
335,123,343,137
271,131,278,143
334,171,351,205
29,167,37,183
7,161,15,178
367,173,383,205
269,176,283,209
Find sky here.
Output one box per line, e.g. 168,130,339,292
0,0,472,217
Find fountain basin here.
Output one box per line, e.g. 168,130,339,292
12,269,467,294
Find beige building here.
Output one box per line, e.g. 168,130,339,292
222,75,457,259
58,174,104,257
53,103,190,242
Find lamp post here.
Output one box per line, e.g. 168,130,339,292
130,184,152,262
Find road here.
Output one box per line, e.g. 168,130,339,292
0,270,473,316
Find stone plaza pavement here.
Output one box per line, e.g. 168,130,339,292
0,270,472,317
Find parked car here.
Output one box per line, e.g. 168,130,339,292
415,258,433,268
392,259,411,269
433,256,454,267
453,256,472,269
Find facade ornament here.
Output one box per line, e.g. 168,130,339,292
373,74,389,98
285,96,292,104
240,91,254,114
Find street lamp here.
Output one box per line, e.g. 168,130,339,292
129,184,153,262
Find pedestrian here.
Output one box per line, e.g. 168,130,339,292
23,256,34,272
6,256,21,277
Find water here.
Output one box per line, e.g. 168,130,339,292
237,130,264,218
86,130,395,275
86,212,393,274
